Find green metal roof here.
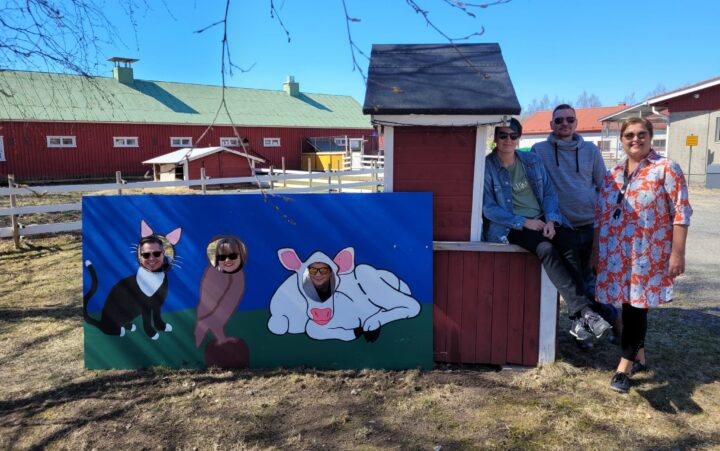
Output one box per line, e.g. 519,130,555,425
0,70,371,129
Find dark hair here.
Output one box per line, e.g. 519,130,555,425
620,117,654,139
213,237,246,269
138,235,164,249
552,104,576,117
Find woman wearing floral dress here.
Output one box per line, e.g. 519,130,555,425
593,117,692,393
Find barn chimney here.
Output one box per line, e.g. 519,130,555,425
109,57,139,84
283,75,300,97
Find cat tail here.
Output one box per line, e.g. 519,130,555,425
83,260,102,327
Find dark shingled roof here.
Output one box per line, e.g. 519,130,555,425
363,43,521,116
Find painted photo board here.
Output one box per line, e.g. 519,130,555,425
82,193,433,370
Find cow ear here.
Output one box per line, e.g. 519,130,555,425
165,227,182,245
140,220,154,238
334,247,355,274
278,248,302,271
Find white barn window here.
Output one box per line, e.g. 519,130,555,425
47,136,76,148
0,136,5,161
114,137,139,147
263,137,281,147
220,137,240,146
171,137,192,147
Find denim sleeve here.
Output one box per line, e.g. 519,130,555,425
483,164,526,230
538,162,563,225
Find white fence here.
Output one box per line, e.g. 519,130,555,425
1,167,384,244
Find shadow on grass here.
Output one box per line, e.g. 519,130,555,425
559,305,720,415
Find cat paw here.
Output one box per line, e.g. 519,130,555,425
164,323,173,332
120,326,126,337
151,333,160,340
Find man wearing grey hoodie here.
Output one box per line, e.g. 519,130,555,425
531,104,616,347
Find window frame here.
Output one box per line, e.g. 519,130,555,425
113,136,139,148
263,137,281,147
220,137,240,147
47,136,77,148
170,137,193,148
715,117,720,143
0,136,5,162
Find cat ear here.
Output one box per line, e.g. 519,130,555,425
140,220,154,237
165,227,182,245
278,248,302,271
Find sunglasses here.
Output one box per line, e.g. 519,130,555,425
497,133,519,141
622,131,649,140
553,117,576,125
217,253,239,262
308,266,331,275
141,251,163,259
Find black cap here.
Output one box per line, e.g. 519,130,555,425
496,117,522,136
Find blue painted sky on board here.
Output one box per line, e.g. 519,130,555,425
82,193,433,313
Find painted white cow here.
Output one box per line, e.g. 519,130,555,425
267,247,421,341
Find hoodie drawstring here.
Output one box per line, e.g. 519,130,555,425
554,142,580,172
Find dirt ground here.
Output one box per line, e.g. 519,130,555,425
0,188,719,450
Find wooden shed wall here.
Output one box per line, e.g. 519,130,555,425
187,152,253,180
0,121,371,181
433,250,542,366
392,126,476,241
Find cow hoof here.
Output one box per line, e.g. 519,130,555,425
364,327,381,343
120,326,126,337
151,333,160,340
130,324,137,332
165,323,173,332
353,327,363,338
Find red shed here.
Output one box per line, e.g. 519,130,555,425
364,44,558,366
143,146,265,181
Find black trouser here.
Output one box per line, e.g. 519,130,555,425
508,226,592,318
621,303,648,362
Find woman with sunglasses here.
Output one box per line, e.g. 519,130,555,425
194,237,248,348
483,118,612,341
593,117,692,393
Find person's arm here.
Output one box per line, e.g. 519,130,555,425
536,159,563,226
591,144,608,192
669,225,688,277
482,163,527,230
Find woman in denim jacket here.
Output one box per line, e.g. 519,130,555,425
483,118,611,342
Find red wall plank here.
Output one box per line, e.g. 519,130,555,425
522,255,541,366
459,252,479,362
433,251,450,362
475,252,494,363
490,253,510,364
506,254,527,365
444,252,465,362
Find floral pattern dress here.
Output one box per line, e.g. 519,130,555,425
595,150,692,309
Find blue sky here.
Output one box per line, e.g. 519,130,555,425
95,0,720,109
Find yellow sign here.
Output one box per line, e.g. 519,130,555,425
686,135,699,146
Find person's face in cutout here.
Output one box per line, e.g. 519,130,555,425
140,241,165,272
308,263,331,289
216,243,242,273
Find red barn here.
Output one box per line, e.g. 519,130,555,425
0,59,372,182
364,44,558,366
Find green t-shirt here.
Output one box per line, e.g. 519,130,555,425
509,161,542,219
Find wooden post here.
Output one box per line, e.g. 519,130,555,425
200,167,207,194
338,173,342,193
281,157,286,188
8,175,20,250
372,162,379,193
270,166,275,190
328,161,332,193
116,171,123,195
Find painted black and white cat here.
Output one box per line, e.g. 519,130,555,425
83,220,182,340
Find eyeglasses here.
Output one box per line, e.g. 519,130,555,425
217,253,239,262
622,131,648,140
553,117,576,125
308,266,330,275
141,251,163,259
497,133,519,141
